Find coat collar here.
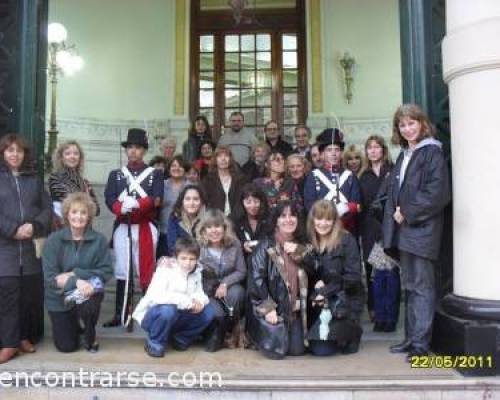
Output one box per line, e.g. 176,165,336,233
60,226,98,241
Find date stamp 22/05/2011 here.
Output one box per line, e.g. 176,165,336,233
410,355,494,369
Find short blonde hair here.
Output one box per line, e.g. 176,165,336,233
62,192,97,226
287,153,312,176
252,142,271,157
343,144,364,176
52,140,84,172
160,136,177,149
196,209,238,248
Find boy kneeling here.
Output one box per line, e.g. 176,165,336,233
133,238,215,357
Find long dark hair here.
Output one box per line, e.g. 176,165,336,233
172,184,206,218
189,115,213,140
240,183,269,221
270,200,304,242
0,133,34,172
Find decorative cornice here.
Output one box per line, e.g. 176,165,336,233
443,59,500,83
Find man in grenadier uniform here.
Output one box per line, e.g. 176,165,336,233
304,128,361,235
103,128,164,327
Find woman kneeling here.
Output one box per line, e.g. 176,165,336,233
247,201,308,359
197,209,247,351
304,200,364,356
43,192,112,353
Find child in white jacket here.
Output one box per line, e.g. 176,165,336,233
133,238,215,357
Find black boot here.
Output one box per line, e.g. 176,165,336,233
204,317,227,352
103,280,125,328
389,340,412,353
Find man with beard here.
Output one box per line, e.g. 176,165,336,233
218,111,258,167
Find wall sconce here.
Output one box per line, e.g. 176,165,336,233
46,22,84,171
339,52,356,104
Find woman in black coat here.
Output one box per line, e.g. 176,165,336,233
382,104,450,360
359,135,399,332
247,201,308,359
302,200,364,356
201,145,247,219
0,134,51,363
182,115,213,164
232,183,270,262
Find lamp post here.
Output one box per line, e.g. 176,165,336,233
46,22,83,170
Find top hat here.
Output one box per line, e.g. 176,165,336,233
121,128,149,149
316,128,345,151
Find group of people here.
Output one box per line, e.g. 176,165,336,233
0,103,450,364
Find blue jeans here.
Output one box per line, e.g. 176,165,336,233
372,268,400,324
141,304,215,355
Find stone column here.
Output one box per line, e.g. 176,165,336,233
432,0,500,376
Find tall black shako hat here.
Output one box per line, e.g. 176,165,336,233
121,128,149,149
317,128,345,152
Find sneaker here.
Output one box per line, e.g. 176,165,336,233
171,340,189,352
144,342,164,358
83,341,100,353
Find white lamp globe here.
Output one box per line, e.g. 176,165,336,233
72,55,84,71
55,50,72,70
48,23,67,44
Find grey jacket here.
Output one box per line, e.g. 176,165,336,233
382,138,451,260
42,226,113,312
199,240,246,296
0,165,51,277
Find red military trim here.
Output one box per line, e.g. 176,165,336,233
138,220,154,290
348,201,360,215
137,197,153,211
112,200,123,217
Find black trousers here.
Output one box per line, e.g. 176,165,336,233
0,273,44,348
49,293,104,353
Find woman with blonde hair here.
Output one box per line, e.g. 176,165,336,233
302,200,364,356
196,209,246,351
43,192,112,353
287,153,311,200
343,144,364,177
49,140,99,227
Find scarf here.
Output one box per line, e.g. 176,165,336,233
274,230,299,308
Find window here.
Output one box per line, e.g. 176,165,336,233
191,0,306,141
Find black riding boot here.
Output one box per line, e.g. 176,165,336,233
103,280,125,328
204,317,227,352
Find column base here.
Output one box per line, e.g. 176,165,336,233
432,297,500,376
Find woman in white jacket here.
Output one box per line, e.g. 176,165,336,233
133,238,215,357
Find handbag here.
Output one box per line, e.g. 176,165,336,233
367,241,399,270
